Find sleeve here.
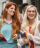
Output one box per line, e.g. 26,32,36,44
33,24,40,44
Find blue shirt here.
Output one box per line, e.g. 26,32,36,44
1,21,17,44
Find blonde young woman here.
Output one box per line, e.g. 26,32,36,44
21,5,40,48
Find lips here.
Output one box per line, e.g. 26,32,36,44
11,11,15,14
29,16,34,18
29,14,34,17
12,11,15,13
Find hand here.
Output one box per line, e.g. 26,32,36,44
30,34,33,40
23,38,29,44
0,33,4,37
12,34,18,40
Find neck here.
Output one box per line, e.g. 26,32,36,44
29,19,34,25
6,14,12,21
5,14,12,24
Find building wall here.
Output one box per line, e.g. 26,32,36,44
31,0,40,20
23,0,31,4
0,0,40,16
0,0,9,16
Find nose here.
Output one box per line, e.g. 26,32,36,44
13,9,15,11
12,9,15,13
30,11,33,14
30,11,34,15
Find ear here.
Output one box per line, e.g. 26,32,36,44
5,8,8,12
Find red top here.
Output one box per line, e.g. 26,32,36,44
29,26,34,46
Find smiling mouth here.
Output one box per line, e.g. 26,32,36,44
11,11,15,13
30,15,34,17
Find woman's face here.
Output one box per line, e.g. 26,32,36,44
27,7,36,20
6,5,15,16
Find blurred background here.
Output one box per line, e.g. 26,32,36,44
0,0,40,19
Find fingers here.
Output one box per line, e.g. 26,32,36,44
0,33,3,35
0,33,4,37
12,34,18,40
24,39,28,44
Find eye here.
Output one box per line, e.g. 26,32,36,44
27,10,31,13
27,10,36,13
11,8,15,10
11,8,13,9
28,11,31,12
32,11,36,13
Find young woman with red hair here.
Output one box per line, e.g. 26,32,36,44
0,2,21,48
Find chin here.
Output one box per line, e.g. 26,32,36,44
29,17,35,19
12,14,14,15
30,18,34,20
10,13,14,15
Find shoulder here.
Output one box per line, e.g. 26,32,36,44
37,21,40,27
37,21,40,32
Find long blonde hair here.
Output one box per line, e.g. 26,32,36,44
21,5,39,34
